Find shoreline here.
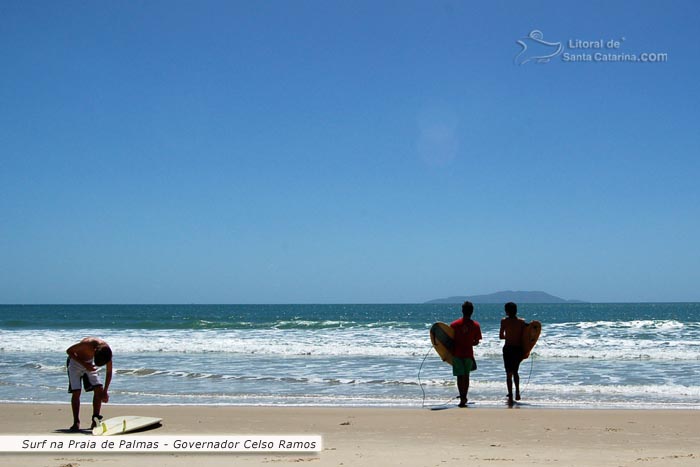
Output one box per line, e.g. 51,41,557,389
3,400,699,410
1,403,698,466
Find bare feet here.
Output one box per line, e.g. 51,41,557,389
69,423,80,432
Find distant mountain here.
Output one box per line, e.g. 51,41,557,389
426,291,585,304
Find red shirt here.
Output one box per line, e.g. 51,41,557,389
450,318,482,358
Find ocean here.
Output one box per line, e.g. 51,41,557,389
0,303,698,409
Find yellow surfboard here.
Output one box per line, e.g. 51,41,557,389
430,322,455,365
522,320,542,359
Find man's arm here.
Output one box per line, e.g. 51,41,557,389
102,360,112,403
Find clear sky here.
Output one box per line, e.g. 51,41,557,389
1,1,699,303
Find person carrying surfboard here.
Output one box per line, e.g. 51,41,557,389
450,301,482,407
499,302,526,406
66,337,113,432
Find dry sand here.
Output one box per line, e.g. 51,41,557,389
1,403,698,466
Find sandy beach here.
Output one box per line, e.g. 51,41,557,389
1,403,697,467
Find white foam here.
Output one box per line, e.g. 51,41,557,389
549,320,689,331
1,323,699,361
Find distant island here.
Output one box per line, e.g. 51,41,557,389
426,291,586,304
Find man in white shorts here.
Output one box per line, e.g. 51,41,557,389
66,337,113,431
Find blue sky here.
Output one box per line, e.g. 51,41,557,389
1,1,699,303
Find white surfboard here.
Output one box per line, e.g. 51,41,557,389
92,415,163,436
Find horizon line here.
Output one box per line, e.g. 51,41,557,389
1,301,698,306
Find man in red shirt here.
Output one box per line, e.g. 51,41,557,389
450,301,482,407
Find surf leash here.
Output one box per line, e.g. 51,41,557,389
520,352,536,397
418,345,460,409
417,346,432,407
520,323,542,399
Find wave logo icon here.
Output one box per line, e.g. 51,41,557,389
514,30,563,65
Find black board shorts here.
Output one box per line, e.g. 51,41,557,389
502,345,523,373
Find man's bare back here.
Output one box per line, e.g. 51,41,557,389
500,317,525,346
66,337,109,371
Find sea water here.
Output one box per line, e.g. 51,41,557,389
0,303,698,409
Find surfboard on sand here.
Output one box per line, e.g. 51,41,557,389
429,322,477,370
522,320,542,359
92,416,163,436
